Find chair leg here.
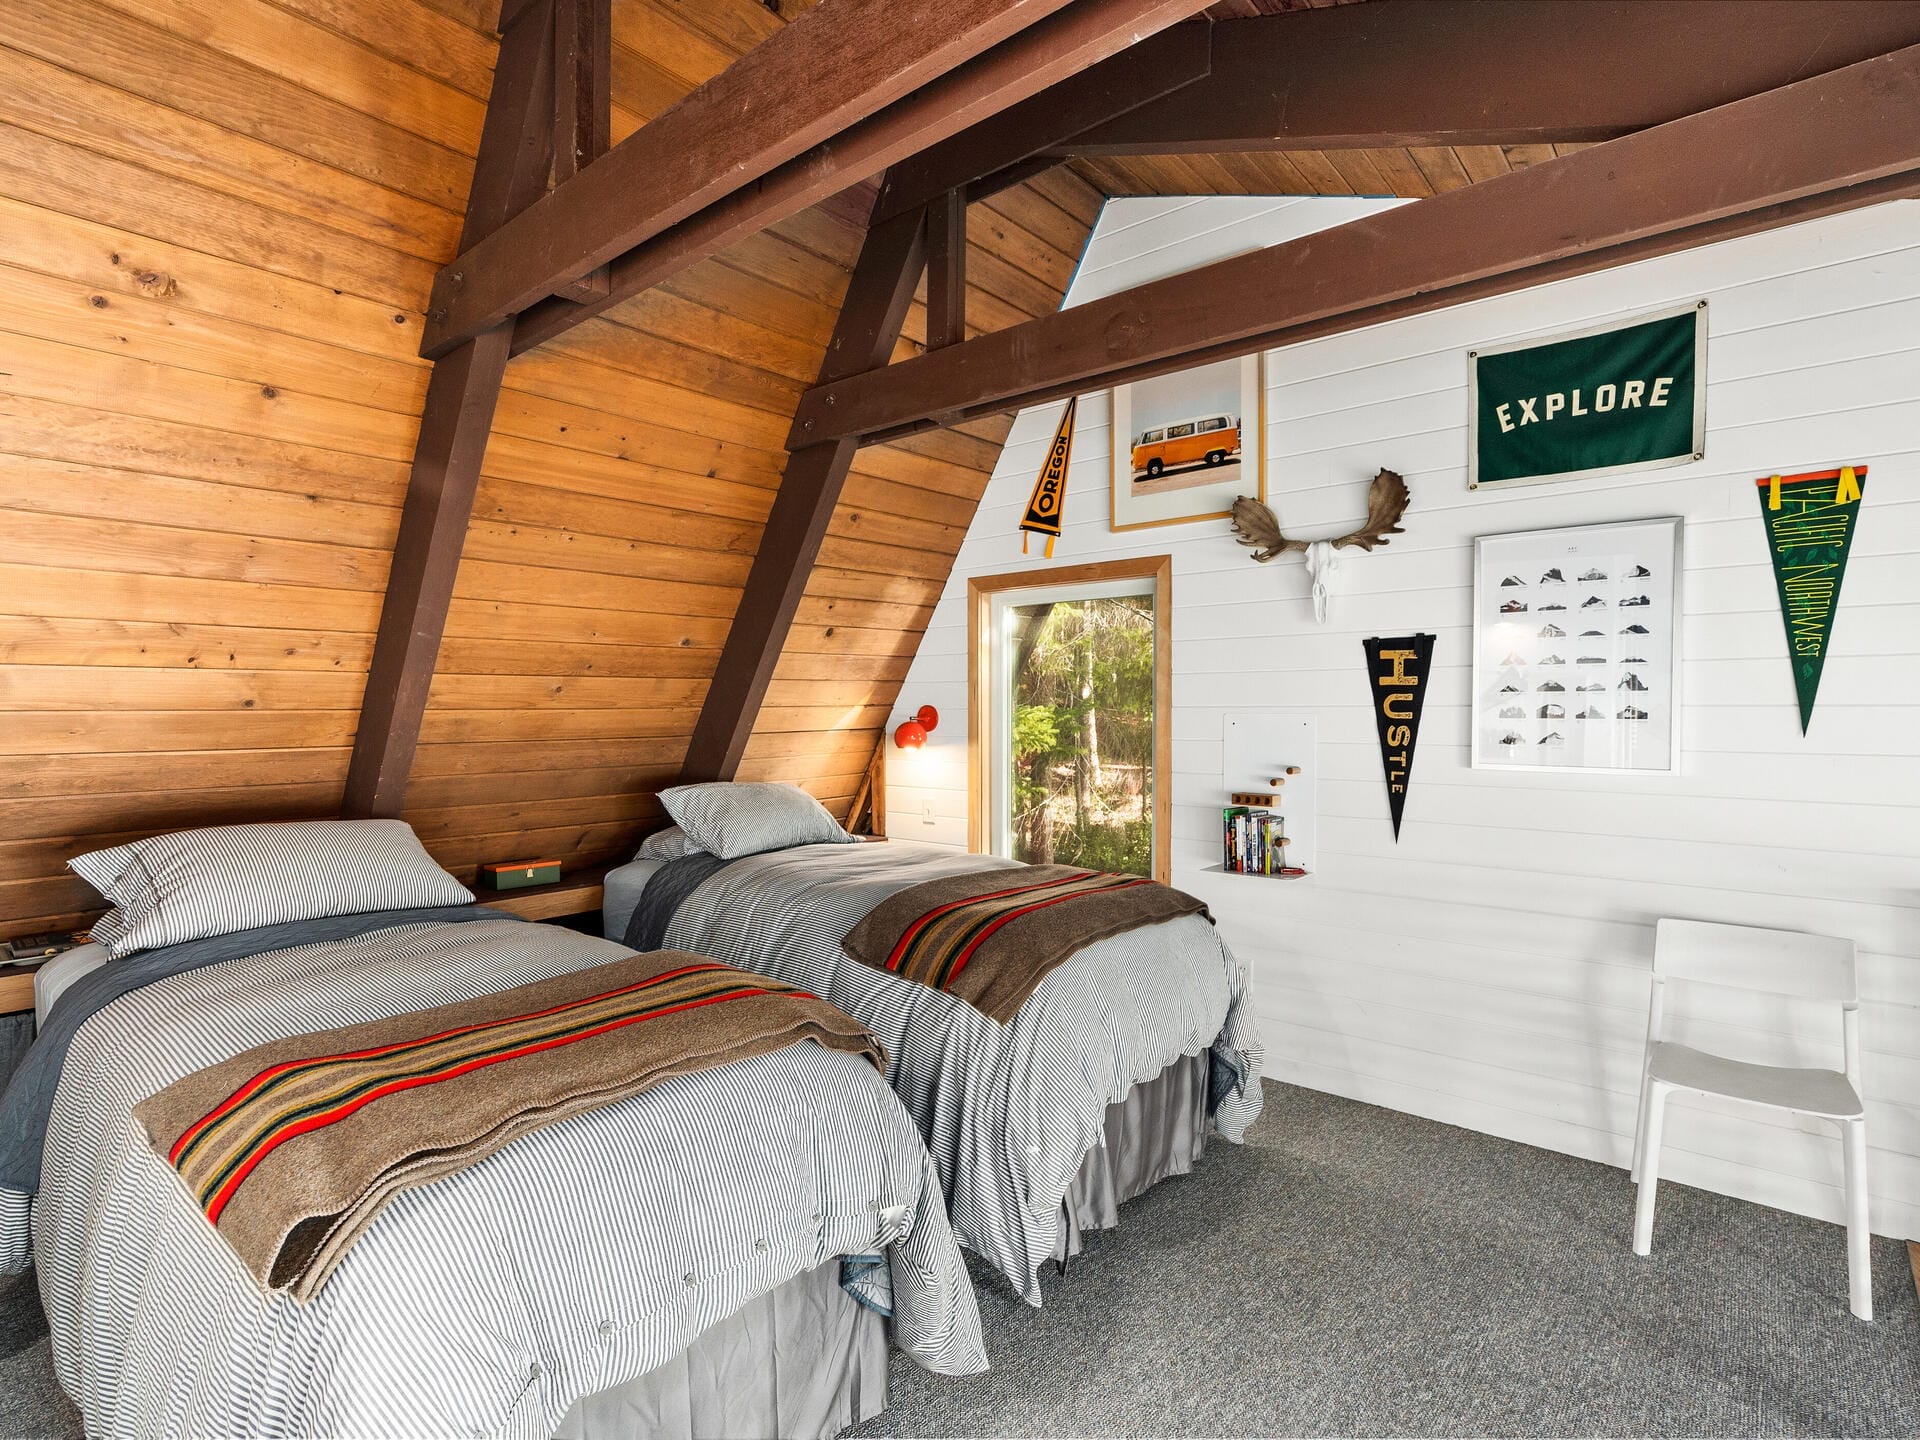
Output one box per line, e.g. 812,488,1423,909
1632,1083,1667,1256
1631,1066,1654,1186
1842,1117,1872,1322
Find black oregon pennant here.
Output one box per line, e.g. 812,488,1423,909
1019,397,1075,557
1757,466,1866,733
1364,634,1435,840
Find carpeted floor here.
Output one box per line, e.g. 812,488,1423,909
851,1082,1920,1437
4,1081,1916,1438
0,1266,70,1439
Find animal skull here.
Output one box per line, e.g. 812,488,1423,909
1229,469,1410,624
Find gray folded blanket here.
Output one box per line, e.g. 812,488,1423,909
623,851,736,952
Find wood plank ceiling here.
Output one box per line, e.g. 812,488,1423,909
1071,142,1597,200
1091,0,1596,198
0,0,1555,929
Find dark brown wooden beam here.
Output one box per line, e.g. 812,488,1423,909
457,2,556,252
926,189,967,350
871,18,1212,224
342,329,513,819
549,0,611,302
342,2,555,820
964,155,1062,206
1012,170,1920,426
1062,1,1920,155
680,204,931,784
816,180,883,234
506,0,1215,358
550,0,608,187
789,45,1920,445
496,0,544,31
423,0,1085,357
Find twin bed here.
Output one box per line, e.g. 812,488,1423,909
1,786,1263,1438
4,909,980,1436
605,835,1263,1303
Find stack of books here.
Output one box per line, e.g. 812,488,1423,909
1221,800,1286,875
2,928,88,968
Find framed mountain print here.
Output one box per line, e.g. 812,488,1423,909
1110,354,1263,531
1472,517,1683,774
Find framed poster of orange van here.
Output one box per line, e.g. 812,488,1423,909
1110,353,1264,531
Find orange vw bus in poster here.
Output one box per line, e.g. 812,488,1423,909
1111,354,1259,530
1130,412,1241,485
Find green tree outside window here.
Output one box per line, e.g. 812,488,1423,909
1006,595,1155,876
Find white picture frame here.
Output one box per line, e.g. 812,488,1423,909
1471,517,1684,774
1110,353,1264,531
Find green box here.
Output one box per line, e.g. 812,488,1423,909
479,859,563,891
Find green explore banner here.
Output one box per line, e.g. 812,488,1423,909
1757,465,1867,733
1470,304,1705,489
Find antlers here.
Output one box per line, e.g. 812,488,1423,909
1228,495,1304,561
1230,468,1409,562
1345,468,1411,551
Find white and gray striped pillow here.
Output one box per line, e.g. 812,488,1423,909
656,782,854,861
636,825,707,862
71,820,474,959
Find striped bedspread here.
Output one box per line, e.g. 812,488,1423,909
643,840,1264,1306
136,953,884,1300
9,916,984,1436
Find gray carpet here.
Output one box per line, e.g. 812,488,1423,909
0,1268,72,1440
853,1082,1920,1437
3,1082,1915,1438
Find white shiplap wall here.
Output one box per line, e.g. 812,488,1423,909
886,196,1920,1241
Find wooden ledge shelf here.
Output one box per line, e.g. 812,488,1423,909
0,969,36,1018
475,863,613,922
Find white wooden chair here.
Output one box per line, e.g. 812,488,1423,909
1631,917,1871,1321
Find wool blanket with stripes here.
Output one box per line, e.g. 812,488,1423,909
135,952,882,1300
842,866,1212,1023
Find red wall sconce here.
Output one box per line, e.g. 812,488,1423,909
894,704,939,749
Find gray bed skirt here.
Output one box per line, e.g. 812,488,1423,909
1056,1049,1210,1262
555,1259,886,1440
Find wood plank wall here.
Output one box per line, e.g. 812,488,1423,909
0,0,1098,927
0,0,489,931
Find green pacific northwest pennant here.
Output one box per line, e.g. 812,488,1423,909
1756,465,1866,733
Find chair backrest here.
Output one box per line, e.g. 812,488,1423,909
1653,917,1857,1004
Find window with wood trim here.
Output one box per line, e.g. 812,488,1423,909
968,557,1172,884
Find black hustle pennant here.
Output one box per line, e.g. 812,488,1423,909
1364,634,1435,840
1019,397,1075,557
